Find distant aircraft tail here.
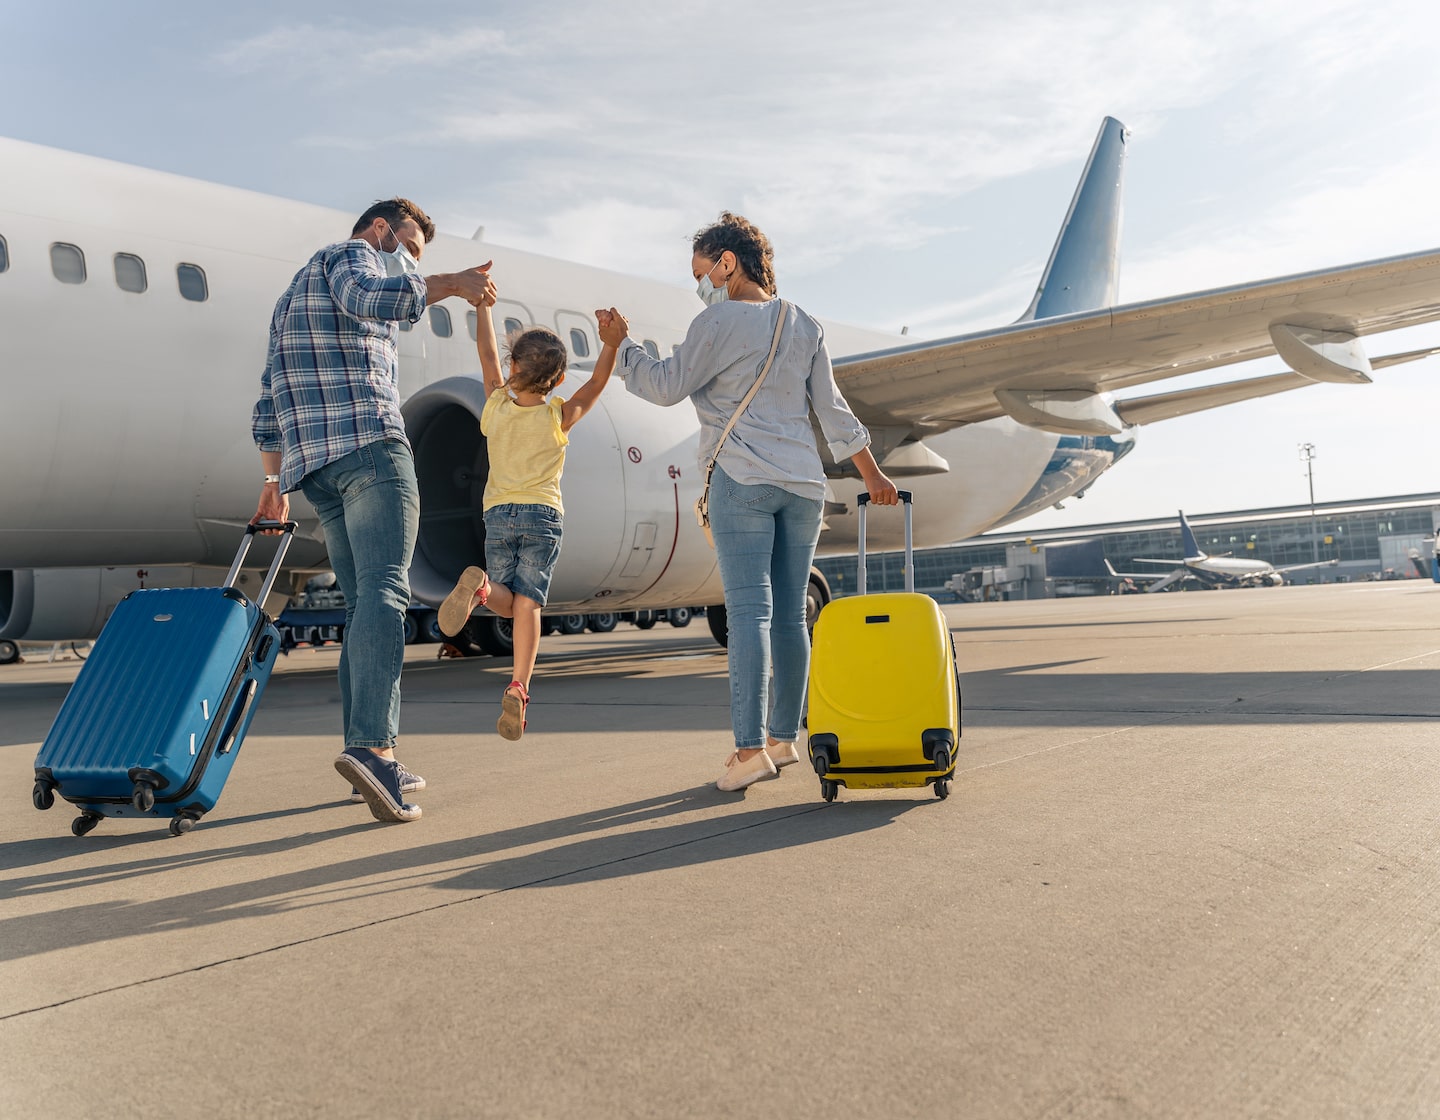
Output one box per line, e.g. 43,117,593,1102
1016,116,1128,322
1178,510,1205,562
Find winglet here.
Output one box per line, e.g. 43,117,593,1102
1179,510,1205,562
1017,116,1129,322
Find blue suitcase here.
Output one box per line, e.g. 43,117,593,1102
32,522,295,837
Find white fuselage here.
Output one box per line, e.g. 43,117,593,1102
0,137,1105,638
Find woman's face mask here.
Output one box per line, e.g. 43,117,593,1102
380,223,420,276
695,255,729,306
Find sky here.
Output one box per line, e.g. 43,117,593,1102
4,0,1440,534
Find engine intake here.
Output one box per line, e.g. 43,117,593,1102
402,376,493,606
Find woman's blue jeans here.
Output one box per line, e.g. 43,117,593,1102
300,439,419,750
708,466,824,749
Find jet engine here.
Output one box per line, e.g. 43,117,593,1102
0,565,287,642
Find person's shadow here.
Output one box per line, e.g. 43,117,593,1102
434,795,924,893
0,785,929,963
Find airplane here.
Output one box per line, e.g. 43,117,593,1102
1123,510,1340,591
3,116,1440,660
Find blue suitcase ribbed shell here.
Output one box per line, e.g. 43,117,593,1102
33,585,280,829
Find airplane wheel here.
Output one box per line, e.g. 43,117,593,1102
668,607,691,628
558,614,587,635
706,604,728,647
0,639,20,665
586,612,618,633
402,612,420,645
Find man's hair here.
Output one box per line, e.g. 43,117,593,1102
352,198,436,243
506,327,568,394
692,211,776,294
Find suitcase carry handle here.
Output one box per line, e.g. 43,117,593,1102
226,521,298,607
856,491,914,595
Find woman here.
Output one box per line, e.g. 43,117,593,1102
597,211,898,792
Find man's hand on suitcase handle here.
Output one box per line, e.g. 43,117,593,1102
252,487,290,534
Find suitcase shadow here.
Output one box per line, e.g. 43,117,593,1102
0,788,925,962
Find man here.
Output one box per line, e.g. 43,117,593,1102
252,198,496,822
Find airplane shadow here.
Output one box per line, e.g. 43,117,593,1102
0,787,921,961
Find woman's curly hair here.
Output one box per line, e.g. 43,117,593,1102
692,211,776,294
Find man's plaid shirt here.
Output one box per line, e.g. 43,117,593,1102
252,239,427,492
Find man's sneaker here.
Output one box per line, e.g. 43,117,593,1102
334,747,422,822
350,763,426,803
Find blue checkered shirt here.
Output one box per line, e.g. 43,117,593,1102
252,239,427,492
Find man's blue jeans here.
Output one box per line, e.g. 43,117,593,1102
708,466,824,749
300,439,419,750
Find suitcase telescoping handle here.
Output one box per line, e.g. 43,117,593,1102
225,520,298,607
856,490,914,595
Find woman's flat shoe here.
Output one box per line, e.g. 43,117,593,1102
766,741,801,768
717,750,777,792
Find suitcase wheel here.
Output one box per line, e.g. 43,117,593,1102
71,812,102,837
820,778,839,803
131,781,156,813
169,814,197,837
32,781,55,811
934,779,950,800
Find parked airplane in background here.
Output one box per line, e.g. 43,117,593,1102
3,117,1439,655
1125,510,1339,591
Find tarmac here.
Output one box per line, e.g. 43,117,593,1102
2,582,1439,1119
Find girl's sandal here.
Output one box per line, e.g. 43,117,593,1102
438,566,491,637
497,681,530,741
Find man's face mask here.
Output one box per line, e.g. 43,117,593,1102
380,222,420,277
696,254,729,307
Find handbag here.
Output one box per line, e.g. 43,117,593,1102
694,301,790,548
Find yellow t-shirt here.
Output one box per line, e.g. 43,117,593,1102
480,388,568,513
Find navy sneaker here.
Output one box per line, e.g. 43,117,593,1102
350,763,425,804
334,748,422,822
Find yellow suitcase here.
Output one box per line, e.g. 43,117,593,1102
807,492,961,801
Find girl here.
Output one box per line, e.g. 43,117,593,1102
438,297,616,739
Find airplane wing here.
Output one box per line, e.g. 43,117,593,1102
833,248,1440,435
1142,569,1192,593
1275,557,1341,574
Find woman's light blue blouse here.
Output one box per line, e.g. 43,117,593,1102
615,298,870,501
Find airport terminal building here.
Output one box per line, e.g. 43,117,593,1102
815,492,1440,600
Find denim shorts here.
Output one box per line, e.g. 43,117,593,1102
483,503,563,606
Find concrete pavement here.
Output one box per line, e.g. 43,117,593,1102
3,583,1440,1118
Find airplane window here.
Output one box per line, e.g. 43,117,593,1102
0,235,8,272
177,263,208,302
503,317,523,338
643,340,660,358
114,253,147,294
398,318,413,332
429,305,453,338
569,328,590,358
50,243,86,284
466,309,478,341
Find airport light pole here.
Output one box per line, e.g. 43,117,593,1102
1299,442,1319,564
